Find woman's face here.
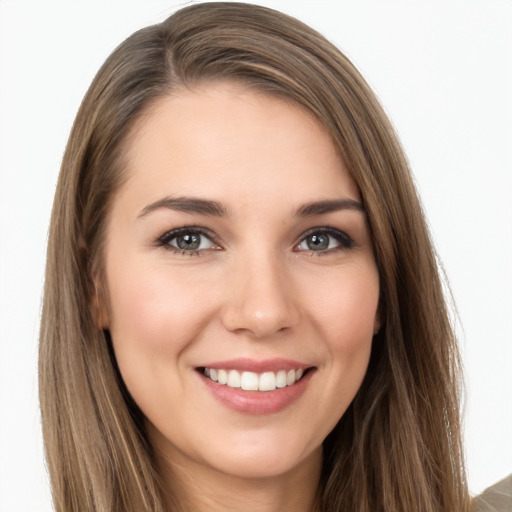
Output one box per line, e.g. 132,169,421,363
102,82,380,482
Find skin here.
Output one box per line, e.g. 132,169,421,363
101,82,380,512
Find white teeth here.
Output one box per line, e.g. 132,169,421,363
276,370,287,388
240,371,259,391
227,370,241,388
259,372,276,391
217,369,228,385
202,367,307,391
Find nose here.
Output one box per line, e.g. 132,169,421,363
221,252,300,339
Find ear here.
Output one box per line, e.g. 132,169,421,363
91,276,110,329
373,305,382,336
373,315,381,335
81,233,110,329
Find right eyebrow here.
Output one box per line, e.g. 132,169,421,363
295,198,365,217
137,196,228,219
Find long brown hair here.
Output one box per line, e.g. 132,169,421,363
39,3,470,511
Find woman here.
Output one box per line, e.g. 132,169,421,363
39,2,477,511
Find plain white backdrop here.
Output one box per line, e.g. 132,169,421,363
0,1,510,510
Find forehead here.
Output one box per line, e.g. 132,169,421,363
117,82,360,213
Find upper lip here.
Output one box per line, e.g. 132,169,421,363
197,358,312,373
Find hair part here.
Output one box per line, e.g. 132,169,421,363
40,3,470,511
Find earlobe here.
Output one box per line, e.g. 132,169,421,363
373,295,385,335
92,278,110,329
373,313,382,336
80,235,109,329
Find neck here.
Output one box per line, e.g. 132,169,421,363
157,444,322,512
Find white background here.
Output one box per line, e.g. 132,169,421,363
0,1,510,510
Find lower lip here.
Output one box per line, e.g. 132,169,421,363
199,370,314,415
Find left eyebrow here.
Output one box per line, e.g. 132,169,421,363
137,196,228,218
295,198,364,217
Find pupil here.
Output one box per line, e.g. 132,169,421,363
307,234,329,251
177,233,200,250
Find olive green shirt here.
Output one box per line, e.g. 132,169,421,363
473,475,512,512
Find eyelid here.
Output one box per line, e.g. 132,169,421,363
295,226,354,253
155,225,221,251
154,225,354,255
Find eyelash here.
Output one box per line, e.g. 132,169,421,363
155,226,219,256
154,225,355,256
297,226,355,255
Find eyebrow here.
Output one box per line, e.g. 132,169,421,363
138,197,228,218
137,196,364,219
295,198,364,217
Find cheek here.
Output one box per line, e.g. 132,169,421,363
104,259,215,417
107,259,214,354
312,264,379,346
307,264,379,408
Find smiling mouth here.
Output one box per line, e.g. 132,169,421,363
198,367,311,391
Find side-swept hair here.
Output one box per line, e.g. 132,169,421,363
39,3,469,511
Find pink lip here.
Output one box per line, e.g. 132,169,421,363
196,361,315,415
198,358,310,373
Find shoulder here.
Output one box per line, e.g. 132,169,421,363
472,474,512,512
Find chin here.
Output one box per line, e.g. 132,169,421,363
196,429,323,481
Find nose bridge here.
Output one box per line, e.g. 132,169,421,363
221,246,299,338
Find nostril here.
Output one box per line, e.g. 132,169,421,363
220,273,300,337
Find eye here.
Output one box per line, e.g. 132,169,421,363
296,228,354,253
157,227,218,254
